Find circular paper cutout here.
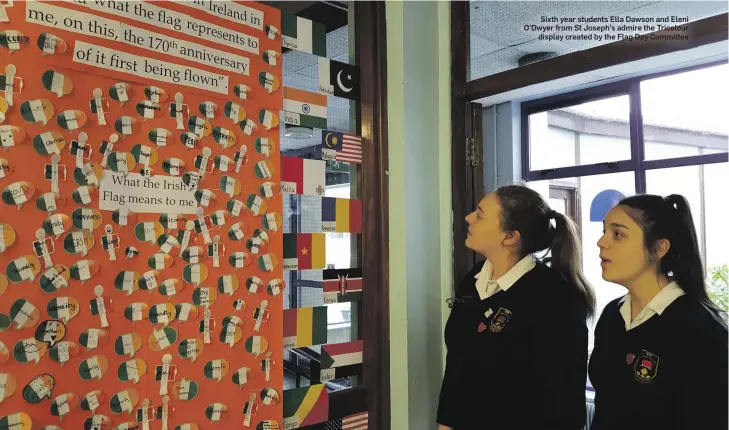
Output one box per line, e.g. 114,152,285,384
48,341,80,365
69,259,100,283
56,110,87,131
1,181,36,209
39,266,71,294
19,99,54,125
114,332,143,358
78,355,110,381
46,295,78,321
32,131,66,156
174,303,199,323
36,192,66,213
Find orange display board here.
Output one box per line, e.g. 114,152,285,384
0,1,283,429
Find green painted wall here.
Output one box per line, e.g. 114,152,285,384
386,1,452,428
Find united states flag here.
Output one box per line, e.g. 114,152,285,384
321,130,363,164
322,412,368,430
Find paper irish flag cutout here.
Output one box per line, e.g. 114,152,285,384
283,87,327,129
283,384,329,428
280,156,325,197
283,306,327,349
282,233,326,271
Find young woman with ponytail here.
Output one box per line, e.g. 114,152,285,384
437,185,595,430
590,193,728,430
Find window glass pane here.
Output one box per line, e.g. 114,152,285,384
528,171,635,359
645,165,703,251
529,95,631,170
641,64,729,160
700,163,728,314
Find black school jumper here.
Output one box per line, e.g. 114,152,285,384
589,294,728,430
437,260,588,430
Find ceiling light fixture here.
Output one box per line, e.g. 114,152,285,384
518,51,558,67
284,125,314,139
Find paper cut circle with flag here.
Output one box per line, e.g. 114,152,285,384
590,189,627,222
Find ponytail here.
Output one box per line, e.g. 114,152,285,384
620,193,725,320
551,211,596,318
495,185,596,318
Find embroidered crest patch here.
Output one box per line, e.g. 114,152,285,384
488,307,512,333
634,349,659,382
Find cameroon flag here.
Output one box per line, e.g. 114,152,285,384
282,233,325,270
283,306,327,349
282,384,329,428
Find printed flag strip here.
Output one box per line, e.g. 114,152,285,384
283,384,329,428
283,87,327,130
321,197,362,233
281,14,327,57
280,156,325,197
323,268,363,304
283,306,328,349
283,233,326,271
321,130,363,164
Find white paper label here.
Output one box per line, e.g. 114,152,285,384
13,300,35,326
320,368,336,382
0,129,14,148
88,356,102,379
87,330,99,348
30,377,51,399
86,392,100,411
58,341,70,363
57,394,71,415
43,193,57,212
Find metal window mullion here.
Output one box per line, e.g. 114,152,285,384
642,153,729,170
629,78,646,193
524,159,635,182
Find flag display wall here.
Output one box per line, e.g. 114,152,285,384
0,2,283,429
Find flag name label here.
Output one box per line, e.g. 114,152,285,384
283,112,300,126
320,368,336,381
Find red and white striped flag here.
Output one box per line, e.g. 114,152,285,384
321,130,363,164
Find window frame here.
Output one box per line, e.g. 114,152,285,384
520,60,729,191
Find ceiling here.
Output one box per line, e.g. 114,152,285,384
469,1,729,80
263,1,354,152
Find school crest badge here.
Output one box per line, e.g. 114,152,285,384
634,349,659,382
488,307,512,332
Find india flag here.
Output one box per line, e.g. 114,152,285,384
283,87,327,129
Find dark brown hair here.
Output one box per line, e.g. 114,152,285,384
619,193,724,318
495,185,596,317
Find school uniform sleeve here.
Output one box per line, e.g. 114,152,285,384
676,309,728,430
436,350,464,427
528,286,588,429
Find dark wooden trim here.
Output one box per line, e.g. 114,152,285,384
356,1,390,429
462,13,728,101
451,1,475,289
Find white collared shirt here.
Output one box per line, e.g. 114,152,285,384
473,254,536,300
618,281,685,331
